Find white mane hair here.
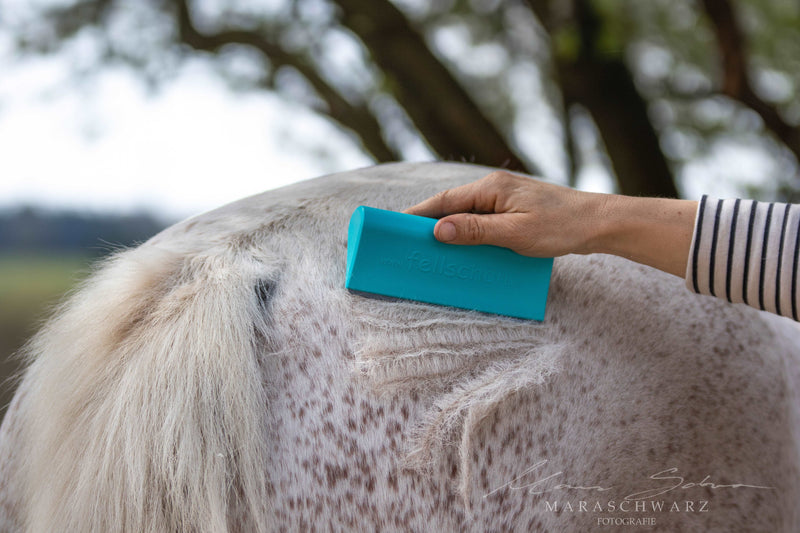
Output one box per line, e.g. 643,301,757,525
1,162,799,532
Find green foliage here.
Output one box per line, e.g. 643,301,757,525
0,253,91,420
553,25,580,62
2,0,799,196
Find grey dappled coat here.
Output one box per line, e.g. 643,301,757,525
0,162,798,532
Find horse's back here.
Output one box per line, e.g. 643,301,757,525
0,162,798,532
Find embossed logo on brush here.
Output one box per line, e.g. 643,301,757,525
378,250,513,285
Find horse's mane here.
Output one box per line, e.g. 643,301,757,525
16,244,274,531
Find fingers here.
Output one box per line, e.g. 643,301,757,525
403,171,542,253
403,181,489,218
433,212,518,249
404,171,510,218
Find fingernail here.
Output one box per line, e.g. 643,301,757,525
438,221,456,242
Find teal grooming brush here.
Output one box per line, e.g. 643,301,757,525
345,206,553,320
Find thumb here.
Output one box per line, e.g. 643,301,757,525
434,213,509,247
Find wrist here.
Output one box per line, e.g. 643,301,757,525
584,194,699,277
581,192,623,256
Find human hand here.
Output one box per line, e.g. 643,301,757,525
404,170,698,277
404,170,607,258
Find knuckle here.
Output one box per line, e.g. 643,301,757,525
484,171,503,185
486,170,512,186
433,188,451,206
466,215,485,242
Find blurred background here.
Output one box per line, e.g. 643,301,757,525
1,0,798,421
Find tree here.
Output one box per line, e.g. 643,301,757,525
5,0,800,198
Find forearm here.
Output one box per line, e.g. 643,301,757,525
687,197,800,319
587,195,699,278
407,170,800,321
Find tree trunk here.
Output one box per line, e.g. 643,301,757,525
526,0,679,197
335,0,533,173
560,58,679,197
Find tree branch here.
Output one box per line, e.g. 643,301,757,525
334,0,534,173
701,0,800,162
175,0,399,163
526,0,679,197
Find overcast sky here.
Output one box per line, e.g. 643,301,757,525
0,10,786,224
0,5,619,225
0,46,374,221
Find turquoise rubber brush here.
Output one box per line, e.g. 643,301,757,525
345,206,553,320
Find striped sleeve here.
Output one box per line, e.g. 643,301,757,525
685,195,800,321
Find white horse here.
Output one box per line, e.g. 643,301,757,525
0,162,798,532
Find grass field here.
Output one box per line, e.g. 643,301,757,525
0,253,94,422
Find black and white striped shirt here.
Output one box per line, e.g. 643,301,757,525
686,195,800,321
